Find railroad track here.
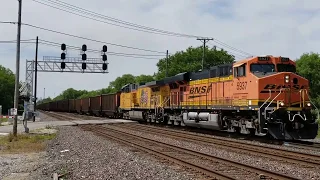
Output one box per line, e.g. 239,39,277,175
285,141,320,151
40,111,78,121
40,111,104,121
57,112,106,120
80,124,299,180
111,123,320,168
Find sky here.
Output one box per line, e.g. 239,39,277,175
0,0,320,99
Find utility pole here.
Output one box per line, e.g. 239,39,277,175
166,50,168,77
33,36,39,122
13,0,22,136
197,38,213,71
43,88,45,99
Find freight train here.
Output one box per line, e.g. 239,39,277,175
37,55,319,140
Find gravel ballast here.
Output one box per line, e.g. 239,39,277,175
106,124,320,180
28,126,196,180
0,152,46,180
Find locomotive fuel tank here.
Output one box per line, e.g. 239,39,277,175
183,112,223,130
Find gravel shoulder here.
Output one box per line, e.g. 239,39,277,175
28,126,197,180
0,152,47,180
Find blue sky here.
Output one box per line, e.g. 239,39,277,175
0,0,320,99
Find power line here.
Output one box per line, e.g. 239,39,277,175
0,38,165,59
2,20,168,54
32,0,202,38
31,0,190,38
0,21,17,24
210,41,253,57
208,43,250,59
38,41,161,60
0,39,36,43
20,23,167,54
31,0,253,56
39,39,165,57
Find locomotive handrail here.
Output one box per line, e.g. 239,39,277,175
259,89,272,110
303,89,320,121
299,89,306,108
289,113,307,122
264,88,285,119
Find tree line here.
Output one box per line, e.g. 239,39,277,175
1,46,320,115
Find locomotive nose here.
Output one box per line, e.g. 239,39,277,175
260,72,308,92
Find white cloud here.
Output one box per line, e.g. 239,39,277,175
0,0,319,98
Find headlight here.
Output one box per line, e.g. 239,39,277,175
307,102,311,107
285,75,290,83
280,102,285,106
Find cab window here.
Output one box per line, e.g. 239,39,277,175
277,64,296,72
250,63,275,73
234,64,246,77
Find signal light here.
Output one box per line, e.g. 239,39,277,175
61,52,66,60
82,44,87,51
82,54,87,60
61,43,66,51
102,45,107,52
82,63,86,69
102,54,107,61
102,63,107,70
61,62,66,69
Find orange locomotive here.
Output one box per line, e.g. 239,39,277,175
120,55,318,140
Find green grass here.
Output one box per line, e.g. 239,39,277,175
0,132,56,154
0,118,8,123
0,118,8,126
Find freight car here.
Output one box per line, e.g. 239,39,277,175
37,55,319,140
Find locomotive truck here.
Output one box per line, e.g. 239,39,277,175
38,55,319,140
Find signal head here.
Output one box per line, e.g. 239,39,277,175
102,54,107,61
102,45,107,52
61,62,66,69
61,52,66,60
82,44,87,51
102,63,107,71
82,54,87,60
82,63,86,70
61,43,66,51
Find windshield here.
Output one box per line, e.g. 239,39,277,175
250,63,275,73
277,64,296,72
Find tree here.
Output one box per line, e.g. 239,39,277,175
296,52,320,106
37,97,52,104
109,74,136,91
135,74,155,84
155,46,235,79
53,88,88,100
0,65,15,114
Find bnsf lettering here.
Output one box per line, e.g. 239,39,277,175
263,84,305,90
190,85,212,94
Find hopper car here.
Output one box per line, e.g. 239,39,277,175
37,56,319,140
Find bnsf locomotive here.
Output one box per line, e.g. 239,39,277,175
38,56,319,140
